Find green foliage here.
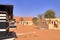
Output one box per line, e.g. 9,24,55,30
44,10,56,18
32,17,38,25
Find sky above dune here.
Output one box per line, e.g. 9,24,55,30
0,0,60,17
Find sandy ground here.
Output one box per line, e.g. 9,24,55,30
9,24,60,40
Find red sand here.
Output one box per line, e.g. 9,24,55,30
9,25,60,40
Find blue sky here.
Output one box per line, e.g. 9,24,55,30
0,0,60,17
